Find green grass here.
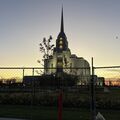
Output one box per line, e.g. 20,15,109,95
0,105,90,120
0,105,89,120
0,88,120,119
0,105,119,120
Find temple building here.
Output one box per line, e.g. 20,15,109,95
44,8,90,85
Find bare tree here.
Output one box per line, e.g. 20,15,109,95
37,35,54,75
39,35,54,60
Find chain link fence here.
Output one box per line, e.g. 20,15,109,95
94,66,120,120
0,66,119,120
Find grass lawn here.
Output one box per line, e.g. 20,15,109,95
0,105,119,120
0,87,120,120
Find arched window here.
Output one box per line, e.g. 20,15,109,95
59,45,63,49
59,40,63,44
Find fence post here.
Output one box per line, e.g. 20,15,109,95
58,91,63,120
23,68,24,79
91,57,96,120
32,68,34,76
32,68,35,105
58,73,63,120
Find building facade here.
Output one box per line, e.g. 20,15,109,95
44,8,90,85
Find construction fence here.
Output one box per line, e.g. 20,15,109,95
0,64,119,120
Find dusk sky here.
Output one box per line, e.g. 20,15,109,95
1,0,120,68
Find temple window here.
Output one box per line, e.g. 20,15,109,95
60,37,63,40
59,40,63,44
59,45,63,49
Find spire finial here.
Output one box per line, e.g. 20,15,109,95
60,6,64,32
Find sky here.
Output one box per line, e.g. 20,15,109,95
1,0,120,69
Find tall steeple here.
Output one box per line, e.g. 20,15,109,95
60,6,64,33
55,6,68,52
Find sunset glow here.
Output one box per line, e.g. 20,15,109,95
0,0,120,86
105,79,120,86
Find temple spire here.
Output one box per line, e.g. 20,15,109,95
60,6,64,33
55,6,68,52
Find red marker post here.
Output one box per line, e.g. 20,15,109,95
58,91,63,120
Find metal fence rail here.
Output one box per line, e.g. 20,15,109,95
93,64,120,120
0,64,120,120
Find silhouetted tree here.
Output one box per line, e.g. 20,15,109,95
37,35,54,75
39,35,54,60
